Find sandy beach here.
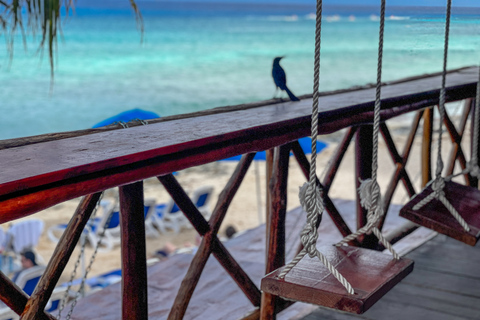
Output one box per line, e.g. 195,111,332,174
1,112,470,288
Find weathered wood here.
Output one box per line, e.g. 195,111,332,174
265,149,274,263
0,272,55,320
355,125,378,248
261,246,414,314
400,180,480,245
0,68,479,223
260,145,290,320
379,113,421,230
445,100,471,181
21,193,102,319
119,182,148,320
322,127,357,193
470,99,479,188
443,105,470,184
168,154,259,319
167,236,211,320
290,139,354,241
211,239,262,306
302,235,480,320
422,107,434,187
158,174,210,236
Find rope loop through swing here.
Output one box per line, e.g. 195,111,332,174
410,0,471,233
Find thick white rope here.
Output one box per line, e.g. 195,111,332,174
277,0,354,295
411,0,470,232
334,0,398,259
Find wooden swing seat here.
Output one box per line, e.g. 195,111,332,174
261,245,414,314
400,180,480,246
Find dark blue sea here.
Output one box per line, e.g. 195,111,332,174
1,2,479,139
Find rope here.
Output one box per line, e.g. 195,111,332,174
58,192,104,319
276,0,354,295
334,0,398,259
411,0,470,232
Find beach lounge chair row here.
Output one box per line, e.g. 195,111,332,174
0,265,67,320
47,186,214,252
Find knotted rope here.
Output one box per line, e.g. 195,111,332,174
410,0,470,233
335,0,399,259
276,0,354,294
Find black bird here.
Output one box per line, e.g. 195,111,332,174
272,56,300,101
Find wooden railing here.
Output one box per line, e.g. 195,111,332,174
0,66,478,319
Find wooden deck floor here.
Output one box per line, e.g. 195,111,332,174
69,199,435,319
302,235,480,320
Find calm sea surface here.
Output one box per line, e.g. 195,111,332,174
1,3,479,139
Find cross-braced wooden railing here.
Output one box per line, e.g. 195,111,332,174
0,67,478,319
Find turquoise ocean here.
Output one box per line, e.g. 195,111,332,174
1,2,480,140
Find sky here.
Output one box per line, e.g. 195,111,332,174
152,0,480,7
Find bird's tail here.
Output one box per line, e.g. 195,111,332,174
285,87,300,101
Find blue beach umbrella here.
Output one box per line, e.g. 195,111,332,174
220,137,328,161
92,108,160,128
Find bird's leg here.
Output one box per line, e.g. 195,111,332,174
273,87,278,99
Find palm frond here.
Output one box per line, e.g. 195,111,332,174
0,0,143,79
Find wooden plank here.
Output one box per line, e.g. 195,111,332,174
0,272,55,320
261,246,414,314
0,68,479,223
22,193,102,319
167,154,260,319
355,125,377,248
261,145,290,320
422,107,434,187
379,114,421,230
400,181,480,246
119,182,148,320
470,99,479,188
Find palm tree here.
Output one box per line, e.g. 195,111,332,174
0,0,142,78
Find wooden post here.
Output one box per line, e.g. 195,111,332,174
119,182,148,320
260,145,290,319
422,107,434,187
355,125,377,249
264,149,274,263
471,99,479,188
21,193,102,320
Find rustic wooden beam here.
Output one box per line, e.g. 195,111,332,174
265,149,274,264
210,153,255,233
119,182,148,320
422,107,434,187
167,237,211,320
0,272,55,320
470,99,479,188
167,154,259,319
355,125,378,249
0,68,479,223
443,105,470,184
378,114,421,230
158,174,210,235
260,145,290,320
21,193,102,319
290,140,354,239
444,101,472,184
322,127,357,193
212,239,262,306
